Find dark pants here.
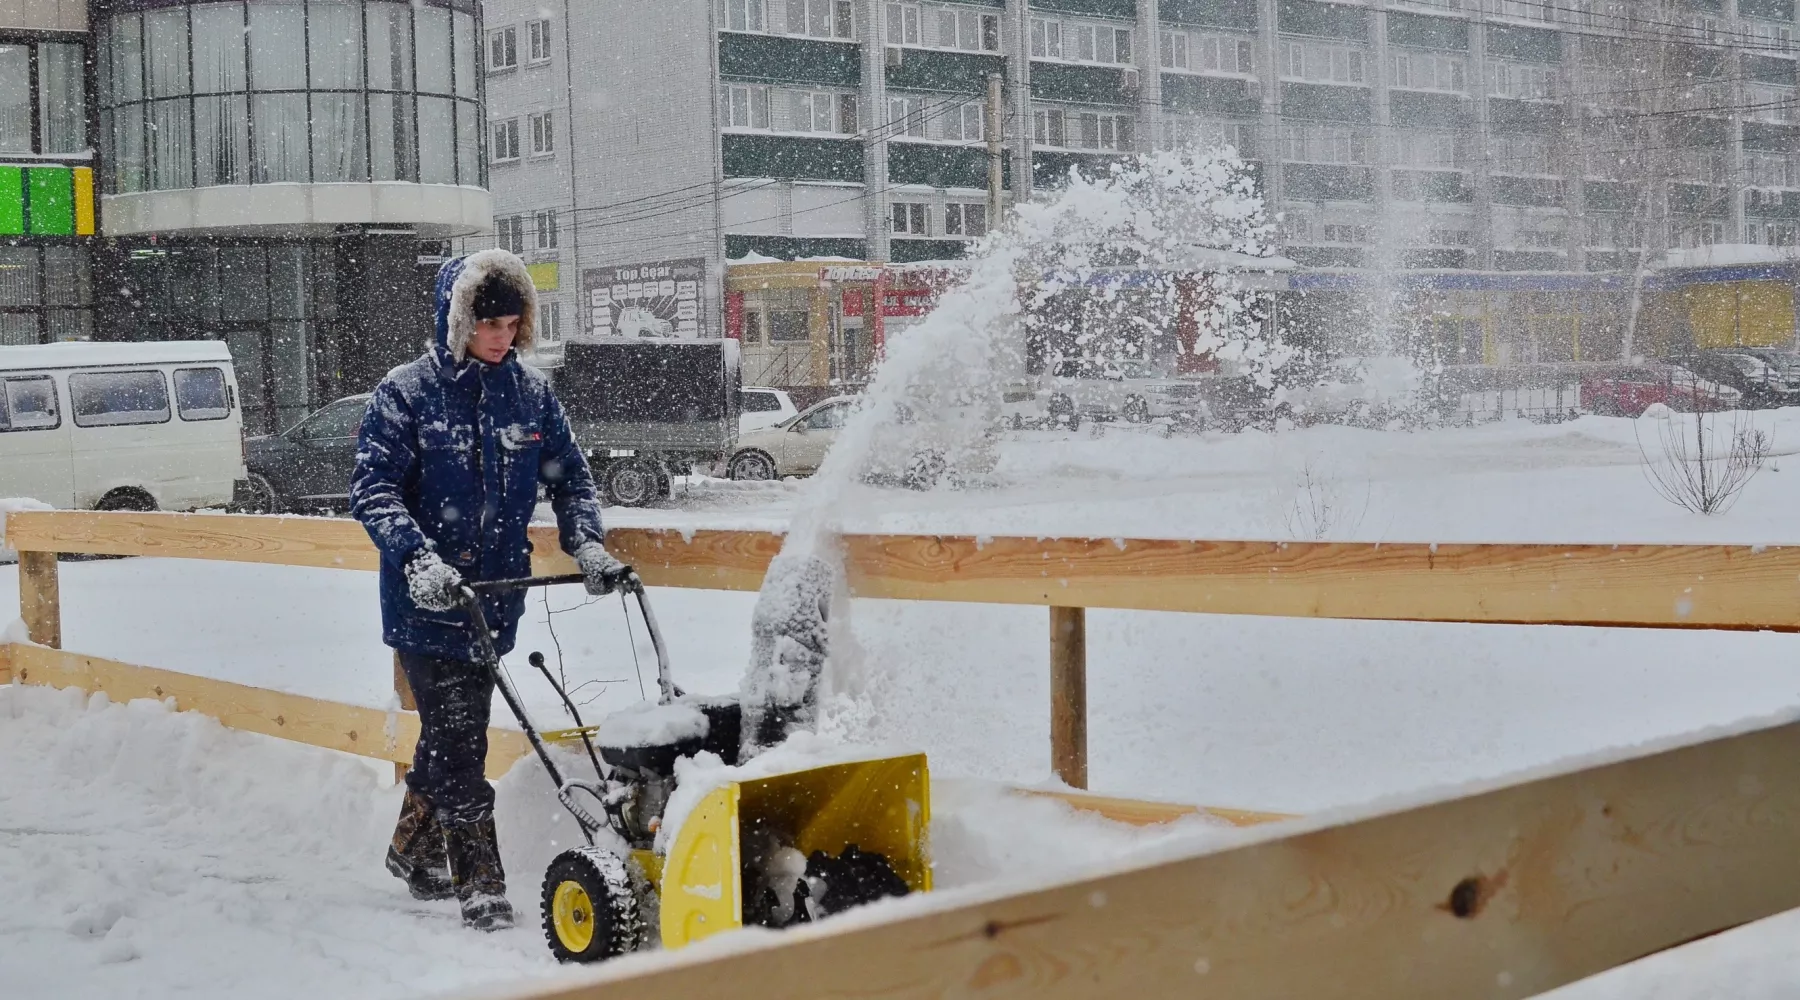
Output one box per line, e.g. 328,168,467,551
399,651,495,823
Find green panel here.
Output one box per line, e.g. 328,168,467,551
1283,163,1374,201
1280,83,1372,123
1029,0,1136,17
1492,175,1566,208
1161,74,1259,116
885,49,1004,94
1747,56,1798,86
0,167,22,235
1487,98,1562,134
724,235,866,261
889,239,969,263
1584,180,1635,212
1671,182,1729,214
27,167,74,236
1284,246,1363,268
1160,0,1257,30
1394,169,1473,203
1028,61,1134,106
887,141,1010,190
1033,150,1127,188
1484,25,1559,63
1387,11,1467,50
1742,0,1795,18
718,33,859,88
721,134,864,182
1278,0,1368,40
1403,249,1471,270
1388,90,1471,127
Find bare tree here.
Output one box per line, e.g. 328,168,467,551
1284,459,1369,541
1636,407,1769,515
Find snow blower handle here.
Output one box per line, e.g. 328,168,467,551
464,571,680,704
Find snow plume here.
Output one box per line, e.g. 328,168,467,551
739,149,1282,756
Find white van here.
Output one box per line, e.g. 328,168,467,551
0,340,247,511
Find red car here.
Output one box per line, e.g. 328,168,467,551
1581,364,1743,416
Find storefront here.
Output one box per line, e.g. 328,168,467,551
1,29,95,345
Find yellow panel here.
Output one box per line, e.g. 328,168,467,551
526,261,559,291
1738,281,1794,347
660,784,741,949
71,166,94,235
631,848,664,892
1685,284,1742,349
735,754,933,894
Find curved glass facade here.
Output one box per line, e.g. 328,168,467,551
97,0,484,194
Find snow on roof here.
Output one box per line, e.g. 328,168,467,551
726,252,785,265
0,339,234,371
1659,244,1799,269
796,255,864,262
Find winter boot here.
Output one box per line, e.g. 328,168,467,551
385,789,454,901
443,813,514,931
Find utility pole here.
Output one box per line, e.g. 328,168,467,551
987,71,1004,231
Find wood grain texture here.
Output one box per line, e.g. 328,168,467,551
1024,788,1295,828
0,645,531,778
18,550,60,648
483,717,1800,1000
1049,606,1087,790
16,511,1800,628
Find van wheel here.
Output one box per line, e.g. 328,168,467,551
240,474,282,515
602,459,660,507
95,488,157,512
1123,397,1150,423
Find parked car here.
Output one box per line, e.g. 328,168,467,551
726,395,996,488
1270,356,1423,425
1671,351,1800,409
241,393,371,513
739,386,798,433
1581,364,1742,416
0,340,246,511
1040,358,1211,428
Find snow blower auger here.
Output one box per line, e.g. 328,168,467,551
459,573,930,964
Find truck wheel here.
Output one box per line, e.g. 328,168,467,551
602,459,659,507
240,473,283,515
1123,397,1150,423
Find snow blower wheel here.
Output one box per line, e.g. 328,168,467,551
541,847,642,963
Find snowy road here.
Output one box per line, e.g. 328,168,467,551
8,415,1800,996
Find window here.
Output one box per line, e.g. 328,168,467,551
535,209,559,249
937,9,1000,52
1389,51,1466,92
1161,117,1253,156
70,370,171,428
496,214,526,253
800,402,849,429
1492,134,1554,175
768,308,810,341
787,0,852,39
539,300,562,342
945,102,987,142
1748,151,1798,189
294,396,368,440
1035,108,1130,150
1428,229,1475,246
1281,40,1365,84
492,118,521,161
723,0,767,32
1487,61,1556,99
1031,17,1129,63
489,27,518,71
1030,18,1061,59
1322,224,1369,243
889,95,926,137
529,112,554,155
721,84,771,128
1033,107,1065,146
1282,123,1369,164
1,376,59,432
527,19,552,62
1393,129,1461,169
174,367,231,421
891,201,928,234
790,90,855,133
1160,31,1188,70
886,2,920,44
742,389,784,412
944,203,987,237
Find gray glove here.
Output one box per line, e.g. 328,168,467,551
575,541,631,597
405,550,466,612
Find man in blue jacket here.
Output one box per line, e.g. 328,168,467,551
351,248,628,931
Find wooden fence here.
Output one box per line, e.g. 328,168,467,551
8,509,1800,997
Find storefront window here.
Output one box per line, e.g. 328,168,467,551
39,43,88,154
0,46,32,153
100,0,485,193
0,245,94,346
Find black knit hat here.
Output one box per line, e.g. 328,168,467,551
471,274,526,320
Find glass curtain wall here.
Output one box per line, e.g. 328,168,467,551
0,245,93,345
97,0,483,194
0,40,89,155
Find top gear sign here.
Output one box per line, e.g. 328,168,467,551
580,257,705,340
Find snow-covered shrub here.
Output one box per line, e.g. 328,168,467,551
1636,409,1768,515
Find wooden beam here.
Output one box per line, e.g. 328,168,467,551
1049,606,1087,789
1023,788,1295,828
18,550,60,649
476,717,1800,1000
16,510,1800,629
0,644,530,778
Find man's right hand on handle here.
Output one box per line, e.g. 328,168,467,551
405,550,467,612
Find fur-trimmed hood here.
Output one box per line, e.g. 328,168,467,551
432,249,538,363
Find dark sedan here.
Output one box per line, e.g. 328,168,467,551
241,394,370,513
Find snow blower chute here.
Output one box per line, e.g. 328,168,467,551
459,574,930,963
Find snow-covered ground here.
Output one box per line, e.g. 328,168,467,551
8,414,1800,997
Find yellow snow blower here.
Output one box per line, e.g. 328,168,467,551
461,574,930,963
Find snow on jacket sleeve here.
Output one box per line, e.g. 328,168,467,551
352,378,432,564
538,388,605,556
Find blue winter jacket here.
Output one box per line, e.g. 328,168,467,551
351,250,604,661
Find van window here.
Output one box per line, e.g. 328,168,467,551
1,376,59,432
175,367,232,421
69,370,172,428
741,390,783,413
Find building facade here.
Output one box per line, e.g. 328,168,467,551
4,0,494,435
472,0,1800,381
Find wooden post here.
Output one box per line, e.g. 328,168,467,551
18,550,60,649
1049,605,1087,789
393,652,415,784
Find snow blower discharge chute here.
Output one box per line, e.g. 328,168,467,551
459,574,930,962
